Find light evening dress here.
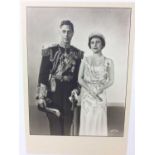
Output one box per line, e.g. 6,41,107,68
79,56,112,136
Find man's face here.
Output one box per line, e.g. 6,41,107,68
59,25,73,44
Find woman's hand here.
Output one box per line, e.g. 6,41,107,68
96,86,105,95
89,89,103,101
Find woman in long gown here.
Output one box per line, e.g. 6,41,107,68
78,33,114,136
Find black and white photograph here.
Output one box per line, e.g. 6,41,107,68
26,5,132,138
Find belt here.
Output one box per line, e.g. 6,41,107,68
49,74,73,82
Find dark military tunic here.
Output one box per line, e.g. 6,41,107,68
38,44,83,135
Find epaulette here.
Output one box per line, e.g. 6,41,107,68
41,43,58,56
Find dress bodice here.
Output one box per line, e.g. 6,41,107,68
83,56,109,84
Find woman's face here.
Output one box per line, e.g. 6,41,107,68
90,37,103,53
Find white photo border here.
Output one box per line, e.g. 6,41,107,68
22,2,134,155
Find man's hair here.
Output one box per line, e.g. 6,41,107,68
60,20,74,32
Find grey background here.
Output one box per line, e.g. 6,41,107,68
27,7,131,107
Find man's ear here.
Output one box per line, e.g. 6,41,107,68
71,31,74,37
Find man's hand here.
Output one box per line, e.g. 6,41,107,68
36,99,61,117
36,98,46,108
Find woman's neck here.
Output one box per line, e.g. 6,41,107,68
93,51,103,59
91,52,105,66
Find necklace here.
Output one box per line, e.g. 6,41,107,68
90,56,105,81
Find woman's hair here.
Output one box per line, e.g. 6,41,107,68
88,33,106,49
60,20,74,32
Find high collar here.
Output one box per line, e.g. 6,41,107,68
59,41,71,49
58,45,72,55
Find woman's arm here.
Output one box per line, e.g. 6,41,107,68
104,59,114,89
78,60,102,101
78,60,90,92
98,59,114,95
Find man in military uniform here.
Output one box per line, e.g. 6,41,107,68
36,20,83,135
